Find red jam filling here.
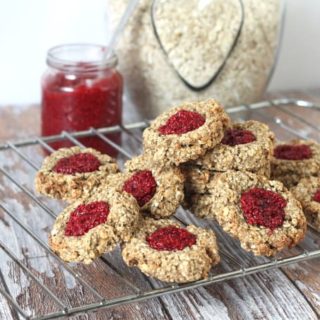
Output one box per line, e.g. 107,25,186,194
65,201,110,236
146,226,197,251
53,153,101,175
240,188,287,230
221,129,256,146
274,144,312,160
158,110,205,135
313,189,320,203
41,66,123,156
123,170,157,206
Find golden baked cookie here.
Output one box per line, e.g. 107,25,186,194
49,188,140,264
190,120,274,177
187,171,306,256
122,217,220,283
35,146,118,201
121,154,184,218
103,168,184,219
143,99,231,166
291,176,320,231
271,139,320,188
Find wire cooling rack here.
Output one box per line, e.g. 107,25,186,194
0,98,319,320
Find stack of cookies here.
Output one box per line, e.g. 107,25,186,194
181,121,308,256
35,98,318,283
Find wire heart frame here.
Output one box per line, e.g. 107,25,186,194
151,0,245,92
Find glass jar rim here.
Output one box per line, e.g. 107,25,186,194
46,43,118,72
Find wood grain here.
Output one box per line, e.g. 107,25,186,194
0,90,319,320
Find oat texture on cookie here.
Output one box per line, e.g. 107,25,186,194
188,171,306,256
182,120,274,197
143,99,231,166
181,165,217,195
35,146,119,201
271,140,320,188
291,177,320,231
104,154,185,218
190,120,274,177
122,217,220,283
49,188,140,264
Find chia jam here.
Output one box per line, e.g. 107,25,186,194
158,110,205,135
274,144,312,160
41,44,123,156
123,170,157,207
313,189,320,203
146,226,197,251
53,153,101,175
221,129,256,146
65,201,110,237
240,188,287,231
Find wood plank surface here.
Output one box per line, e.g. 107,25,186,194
0,90,319,320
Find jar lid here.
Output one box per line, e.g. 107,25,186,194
47,43,118,72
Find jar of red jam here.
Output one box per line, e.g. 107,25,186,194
41,44,123,156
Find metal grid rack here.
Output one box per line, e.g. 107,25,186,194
0,98,319,320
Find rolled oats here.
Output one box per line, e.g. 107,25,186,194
108,0,281,118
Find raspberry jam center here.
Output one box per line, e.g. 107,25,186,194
146,226,197,251
65,201,110,236
53,153,101,174
221,129,256,146
123,170,157,206
274,144,312,160
158,110,205,135
240,188,287,230
313,189,320,203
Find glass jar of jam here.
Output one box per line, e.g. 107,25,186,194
41,44,123,156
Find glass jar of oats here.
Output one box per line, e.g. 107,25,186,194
108,0,284,118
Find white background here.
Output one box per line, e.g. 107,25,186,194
0,0,319,106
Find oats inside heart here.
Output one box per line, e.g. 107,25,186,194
153,0,243,88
